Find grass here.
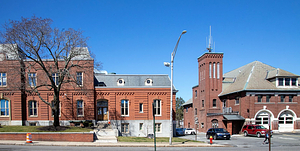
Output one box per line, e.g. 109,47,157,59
0,126,93,132
117,136,203,143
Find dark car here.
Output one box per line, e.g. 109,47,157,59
176,128,185,136
242,124,273,138
206,128,230,140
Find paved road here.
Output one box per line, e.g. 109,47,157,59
182,132,300,150
0,133,299,151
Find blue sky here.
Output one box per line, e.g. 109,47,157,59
0,0,299,102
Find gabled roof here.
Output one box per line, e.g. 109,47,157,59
94,73,175,89
220,61,300,96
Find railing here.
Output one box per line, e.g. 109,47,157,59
223,107,232,114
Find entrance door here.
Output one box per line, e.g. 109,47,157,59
97,100,108,121
278,110,294,132
97,107,108,121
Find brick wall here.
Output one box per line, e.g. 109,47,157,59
0,132,94,142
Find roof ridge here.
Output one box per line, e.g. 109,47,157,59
243,61,257,90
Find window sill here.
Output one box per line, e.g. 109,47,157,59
255,102,276,104
278,102,298,104
29,115,38,117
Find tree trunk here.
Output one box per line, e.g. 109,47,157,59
53,92,60,127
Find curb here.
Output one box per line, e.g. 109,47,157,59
0,140,232,147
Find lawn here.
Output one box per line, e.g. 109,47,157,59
117,136,203,143
0,126,93,132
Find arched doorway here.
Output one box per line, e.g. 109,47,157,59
278,110,294,132
255,111,271,129
96,100,108,121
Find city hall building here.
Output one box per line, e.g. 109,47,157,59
183,51,300,134
0,45,176,137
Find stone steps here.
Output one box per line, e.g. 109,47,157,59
94,122,118,143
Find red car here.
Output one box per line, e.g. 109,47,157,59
242,124,272,138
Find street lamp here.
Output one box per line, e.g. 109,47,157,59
164,30,187,145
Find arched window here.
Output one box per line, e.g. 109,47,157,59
217,62,220,79
212,119,218,128
209,63,212,78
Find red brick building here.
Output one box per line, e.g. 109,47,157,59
0,45,176,137
183,52,300,134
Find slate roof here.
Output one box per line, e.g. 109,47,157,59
94,72,175,89
182,98,193,106
220,61,300,96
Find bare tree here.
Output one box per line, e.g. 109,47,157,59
0,16,94,127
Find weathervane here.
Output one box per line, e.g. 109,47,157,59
206,26,214,52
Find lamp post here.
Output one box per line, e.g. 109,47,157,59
164,30,187,145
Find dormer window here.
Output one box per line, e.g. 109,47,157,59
117,78,125,86
277,77,298,88
145,78,153,86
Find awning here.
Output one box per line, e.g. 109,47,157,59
223,114,245,121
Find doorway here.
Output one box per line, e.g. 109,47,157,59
97,100,108,121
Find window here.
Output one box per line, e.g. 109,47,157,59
121,123,129,133
217,63,220,79
292,78,297,86
186,107,188,113
202,100,204,107
51,101,61,116
155,123,161,133
77,100,84,116
235,98,239,105
209,62,212,78
195,90,197,97
0,99,9,116
278,78,298,87
121,100,129,116
212,99,216,107
257,95,262,102
285,78,290,86
117,78,125,86
145,78,152,86
278,78,284,86
201,123,204,128
139,103,143,113
289,95,293,102
280,95,285,102
266,95,270,102
76,72,83,86
0,73,7,86
195,108,197,115
212,119,218,128
153,99,161,116
213,62,216,78
28,101,37,116
28,73,36,86
52,73,59,86
139,123,143,130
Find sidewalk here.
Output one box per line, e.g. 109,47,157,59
0,140,231,147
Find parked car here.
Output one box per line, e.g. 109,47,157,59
176,128,185,136
185,128,196,135
206,128,231,140
242,124,272,138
